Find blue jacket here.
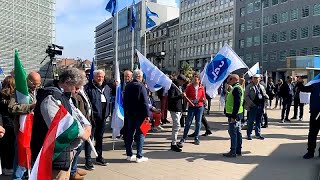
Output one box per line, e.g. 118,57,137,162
123,80,151,121
85,81,111,122
301,83,320,113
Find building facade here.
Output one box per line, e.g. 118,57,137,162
0,0,55,75
95,1,179,71
95,18,113,70
235,0,320,79
179,0,235,72
146,18,179,74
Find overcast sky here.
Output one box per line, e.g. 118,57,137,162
55,0,179,60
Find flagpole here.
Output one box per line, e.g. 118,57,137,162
144,0,147,57
113,6,119,151
131,28,134,70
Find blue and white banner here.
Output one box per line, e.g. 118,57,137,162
246,62,260,77
202,44,248,98
111,59,124,139
306,73,320,86
136,50,172,92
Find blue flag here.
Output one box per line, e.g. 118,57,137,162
202,44,248,98
105,0,117,16
306,73,320,86
111,60,124,139
0,67,3,75
146,7,158,29
89,58,95,81
130,0,136,32
136,50,172,92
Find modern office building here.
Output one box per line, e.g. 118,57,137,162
95,1,179,71
179,0,235,72
146,18,179,74
0,0,55,76
235,0,320,79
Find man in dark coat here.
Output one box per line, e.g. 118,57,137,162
291,75,305,121
280,76,294,123
123,70,151,163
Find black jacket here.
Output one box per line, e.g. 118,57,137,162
167,80,183,112
123,80,151,121
31,80,73,170
280,82,293,100
85,81,111,122
294,82,305,100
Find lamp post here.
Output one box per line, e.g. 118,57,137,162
261,0,264,73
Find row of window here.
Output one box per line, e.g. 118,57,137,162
181,0,234,11
239,25,320,48
180,40,233,58
241,47,320,63
181,9,233,35
181,24,233,47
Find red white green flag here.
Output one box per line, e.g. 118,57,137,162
14,49,33,169
29,105,80,180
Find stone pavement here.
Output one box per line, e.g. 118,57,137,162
82,98,320,180
1,98,319,180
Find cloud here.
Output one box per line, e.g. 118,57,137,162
157,0,179,7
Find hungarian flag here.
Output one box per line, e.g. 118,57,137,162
14,49,33,169
30,105,80,180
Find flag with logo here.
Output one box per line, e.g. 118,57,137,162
146,7,158,29
30,105,80,180
246,62,260,77
202,44,248,98
14,49,33,169
136,50,172,92
306,73,320,86
105,0,117,16
130,0,136,32
111,59,124,139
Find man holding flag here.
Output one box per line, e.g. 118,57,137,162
301,74,320,159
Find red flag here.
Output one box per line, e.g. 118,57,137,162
17,113,33,169
140,118,151,136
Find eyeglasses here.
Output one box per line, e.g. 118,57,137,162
28,79,41,87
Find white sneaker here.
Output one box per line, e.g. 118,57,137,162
136,156,148,163
126,156,136,161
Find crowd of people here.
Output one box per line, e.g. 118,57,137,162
0,66,319,180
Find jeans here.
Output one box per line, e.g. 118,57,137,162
170,111,181,145
293,99,304,119
228,119,242,154
247,105,264,137
70,144,83,175
182,106,204,141
281,97,292,120
94,120,106,159
125,118,145,158
12,137,26,180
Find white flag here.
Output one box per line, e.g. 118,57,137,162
246,62,260,77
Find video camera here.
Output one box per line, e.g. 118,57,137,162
45,44,64,58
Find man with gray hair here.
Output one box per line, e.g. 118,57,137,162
85,69,111,166
31,68,91,179
123,69,151,163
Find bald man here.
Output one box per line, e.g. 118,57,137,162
223,74,244,158
8,71,41,179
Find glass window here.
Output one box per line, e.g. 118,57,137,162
302,6,310,18
300,48,308,56
313,25,320,37
245,54,252,63
254,35,260,46
314,4,320,16
280,12,288,23
254,0,261,11
240,7,245,17
263,34,268,44
290,29,298,40
290,9,298,21
246,37,253,47
271,32,278,43
301,27,309,39
240,23,245,33
263,52,269,62
239,39,245,48
272,0,278,6
279,31,287,42
271,14,278,24
279,50,287,61
281,0,288,2
263,16,269,26
262,0,269,8
247,20,253,31
247,3,253,14
255,18,261,28
270,51,277,61
312,47,320,55
289,49,297,56
253,53,260,62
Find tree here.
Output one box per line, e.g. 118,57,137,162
181,63,193,81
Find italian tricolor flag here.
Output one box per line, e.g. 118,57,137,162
30,105,80,180
14,49,33,169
